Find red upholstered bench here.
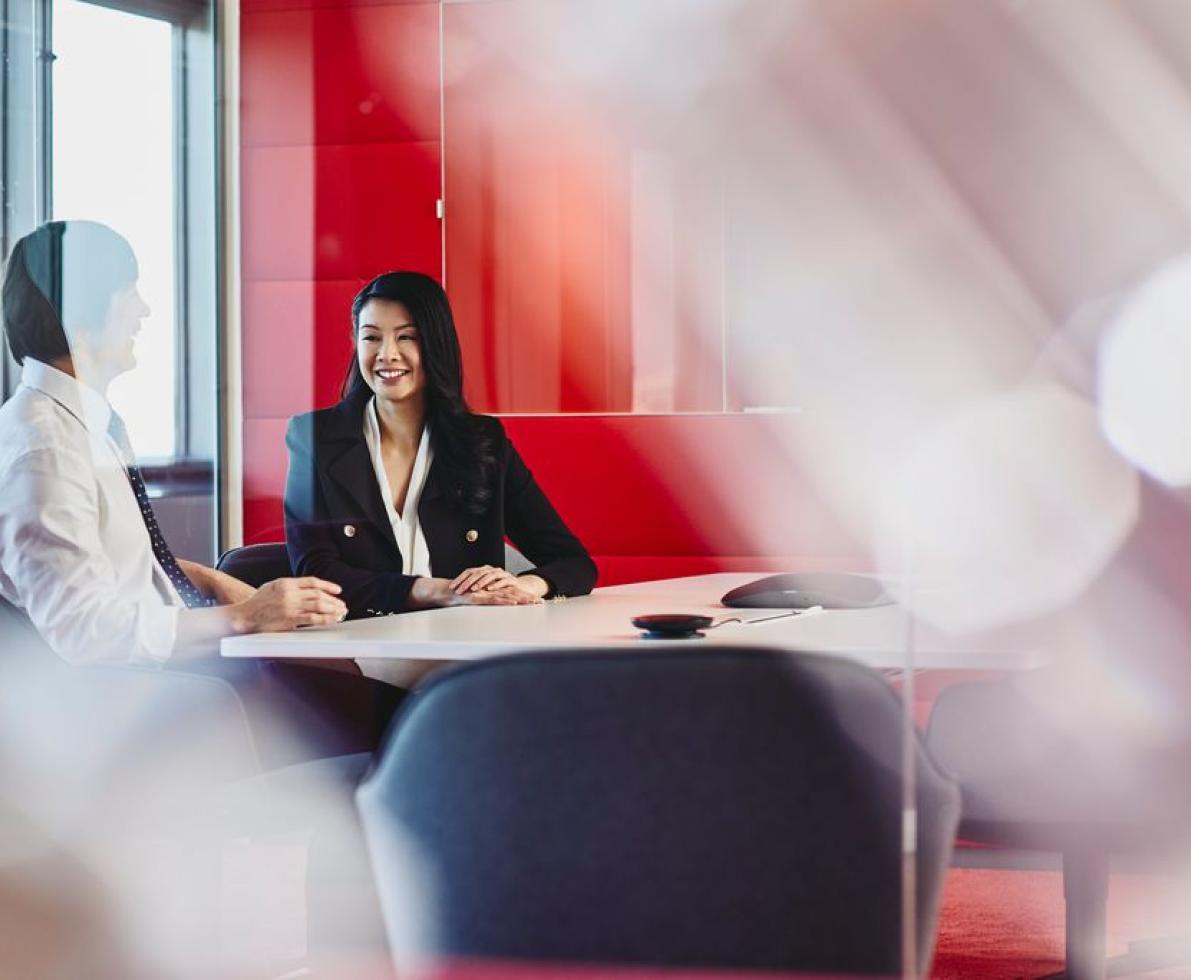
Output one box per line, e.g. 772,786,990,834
502,414,868,586
244,413,871,587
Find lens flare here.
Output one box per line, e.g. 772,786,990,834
873,383,1138,633
1099,254,1191,486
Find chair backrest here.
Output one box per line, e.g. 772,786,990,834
357,647,960,976
216,542,291,588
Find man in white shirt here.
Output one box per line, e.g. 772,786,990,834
0,221,399,967
0,220,348,665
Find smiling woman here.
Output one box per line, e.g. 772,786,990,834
283,271,597,623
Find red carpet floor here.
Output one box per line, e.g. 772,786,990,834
931,868,1191,979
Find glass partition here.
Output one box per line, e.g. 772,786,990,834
442,0,1191,419
439,2,1191,976
442,0,731,414
443,3,918,973
440,0,1047,419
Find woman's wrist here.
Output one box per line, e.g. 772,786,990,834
407,575,453,609
516,573,550,599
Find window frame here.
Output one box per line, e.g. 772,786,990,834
4,0,215,465
0,0,51,395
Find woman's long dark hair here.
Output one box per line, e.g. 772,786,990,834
342,272,497,515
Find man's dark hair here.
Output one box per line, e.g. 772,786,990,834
2,221,137,365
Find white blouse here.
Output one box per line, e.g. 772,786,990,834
362,397,434,577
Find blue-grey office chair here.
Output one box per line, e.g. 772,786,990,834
358,646,960,976
216,542,292,588
217,541,407,758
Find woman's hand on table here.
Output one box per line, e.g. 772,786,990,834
409,569,546,608
450,565,549,601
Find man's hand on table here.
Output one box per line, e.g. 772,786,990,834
229,577,347,632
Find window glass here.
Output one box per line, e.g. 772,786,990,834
51,0,176,459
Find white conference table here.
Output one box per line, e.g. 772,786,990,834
221,572,1045,672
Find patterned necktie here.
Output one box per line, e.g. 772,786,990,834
107,412,211,608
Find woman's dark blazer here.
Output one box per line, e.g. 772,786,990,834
284,390,597,618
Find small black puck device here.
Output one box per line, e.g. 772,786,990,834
631,614,714,639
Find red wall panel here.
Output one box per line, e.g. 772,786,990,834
314,142,442,280
242,5,439,148
500,415,863,571
241,10,315,147
241,0,434,12
242,279,362,418
242,141,441,282
243,418,290,503
440,2,728,417
242,280,317,419
443,0,636,415
241,145,316,281
243,497,287,545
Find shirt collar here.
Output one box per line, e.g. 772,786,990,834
21,358,114,436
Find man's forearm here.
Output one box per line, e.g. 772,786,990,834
176,558,215,595
177,559,256,604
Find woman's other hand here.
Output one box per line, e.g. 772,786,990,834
449,565,548,600
409,571,544,608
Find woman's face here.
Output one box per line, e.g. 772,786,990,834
356,298,426,407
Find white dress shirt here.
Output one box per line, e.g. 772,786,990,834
362,397,433,576
0,360,183,665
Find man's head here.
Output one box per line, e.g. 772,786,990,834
2,221,145,377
